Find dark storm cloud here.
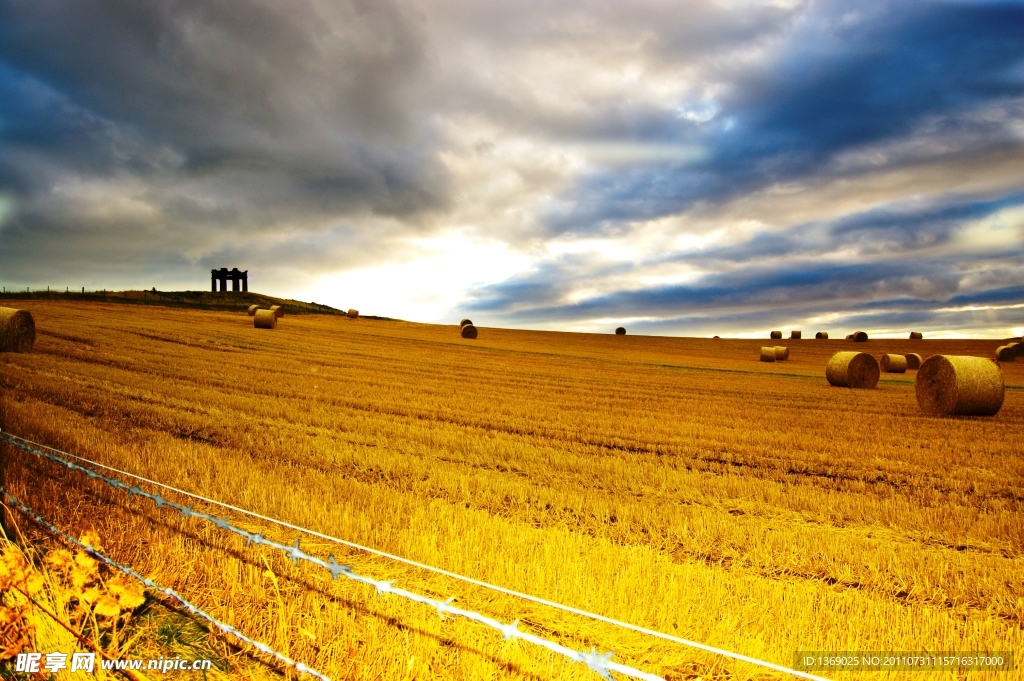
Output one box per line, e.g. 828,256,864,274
459,1,1024,332
0,0,449,287
945,285,1024,307
0,0,434,153
422,0,800,138
470,235,1023,332
660,191,1024,266
548,1,1024,233
466,174,1024,329
472,259,947,320
470,179,1024,327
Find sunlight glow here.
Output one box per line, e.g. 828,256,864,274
312,232,532,322
932,302,1024,314
957,206,1024,250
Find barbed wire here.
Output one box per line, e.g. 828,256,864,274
0,430,832,681
0,432,663,681
1,489,334,681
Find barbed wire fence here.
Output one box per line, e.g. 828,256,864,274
1,489,334,681
0,430,831,681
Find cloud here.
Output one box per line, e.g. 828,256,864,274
545,1,1024,233
0,0,450,290
467,189,1024,334
657,190,1024,267
0,0,1021,332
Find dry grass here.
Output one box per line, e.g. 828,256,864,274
0,301,1022,681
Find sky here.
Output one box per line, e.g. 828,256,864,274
1,0,1022,338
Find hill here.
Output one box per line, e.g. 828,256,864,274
0,288,395,318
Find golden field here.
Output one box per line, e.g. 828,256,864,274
1,300,1022,680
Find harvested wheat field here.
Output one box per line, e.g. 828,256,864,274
1,300,1023,681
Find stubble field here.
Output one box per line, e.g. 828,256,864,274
1,300,1022,680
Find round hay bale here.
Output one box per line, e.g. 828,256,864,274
347,309,359,319
460,318,473,327
845,334,853,340
247,304,259,316
995,345,1015,362
880,353,907,373
815,331,828,339
790,330,802,340
760,347,776,362
1006,341,1019,357
770,330,782,339
615,327,626,335
1015,342,1024,358
909,331,923,340
851,331,868,342
269,305,284,319
461,324,478,339
712,335,720,339
774,346,789,360
0,307,36,353
916,355,1003,416
906,353,922,370
254,309,277,330
826,351,879,388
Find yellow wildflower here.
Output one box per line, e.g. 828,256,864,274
45,549,75,572
107,577,146,610
79,531,103,551
79,586,101,605
93,595,121,619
